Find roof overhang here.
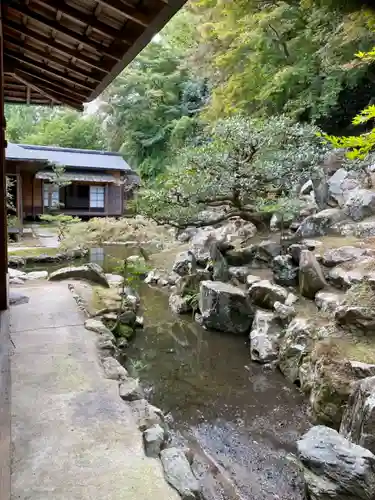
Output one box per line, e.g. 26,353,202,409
35,170,121,183
2,0,187,109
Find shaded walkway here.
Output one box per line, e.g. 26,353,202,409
10,282,178,500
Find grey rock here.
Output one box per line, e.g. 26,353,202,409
344,188,375,221
297,425,375,500
299,250,326,299
269,211,296,232
84,318,114,339
102,357,129,381
49,263,109,287
8,268,26,279
250,310,282,363
144,269,161,285
225,245,257,266
199,281,253,334
328,167,362,206
256,239,282,263
119,378,144,401
273,301,296,325
118,310,137,326
315,291,343,313
9,291,29,306
309,355,375,427
322,246,367,267
288,243,305,265
105,273,124,286
272,254,299,286
9,277,25,285
228,266,254,284
341,375,375,454
278,317,317,384
296,208,346,238
169,293,192,315
248,280,288,309
143,424,165,458
160,447,200,500
335,305,375,333
172,251,196,277
300,179,314,196
129,399,165,431
176,271,211,297
25,270,48,280
177,227,198,243
328,261,375,290
8,254,26,268
246,274,262,287
336,220,375,238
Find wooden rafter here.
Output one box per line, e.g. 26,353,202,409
12,72,83,109
4,20,111,73
34,0,134,41
94,0,152,27
13,68,88,101
8,3,122,61
5,40,102,82
5,52,96,91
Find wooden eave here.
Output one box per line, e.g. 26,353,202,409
2,0,187,109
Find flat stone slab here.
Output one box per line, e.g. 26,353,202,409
10,283,179,500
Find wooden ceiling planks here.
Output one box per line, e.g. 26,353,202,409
2,0,187,109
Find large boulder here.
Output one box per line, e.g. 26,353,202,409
273,301,296,325
328,167,363,206
297,425,375,500
272,254,299,286
309,346,375,427
335,305,375,333
160,447,201,500
143,424,165,458
322,246,368,268
248,279,289,309
341,376,375,454
49,263,109,287
299,250,326,299
250,310,282,363
328,259,375,290
214,216,257,244
278,317,319,384
255,240,282,264
296,208,346,238
199,281,253,334
344,189,375,221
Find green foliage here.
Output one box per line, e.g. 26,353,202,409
322,42,375,160
5,107,105,150
40,213,81,241
190,0,375,132
139,116,330,226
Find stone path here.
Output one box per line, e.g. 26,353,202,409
10,282,179,500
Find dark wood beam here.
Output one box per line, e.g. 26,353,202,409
0,5,8,312
12,72,83,110
12,68,88,101
95,0,152,27
4,40,102,83
4,20,111,73
34,0,133,42
8,3,121,61
5,52,96,92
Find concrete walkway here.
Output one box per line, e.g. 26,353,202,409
10,282,179,500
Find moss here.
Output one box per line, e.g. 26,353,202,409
8,247,60,258
103,318,135,340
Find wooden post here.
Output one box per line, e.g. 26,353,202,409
0,7,8,310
